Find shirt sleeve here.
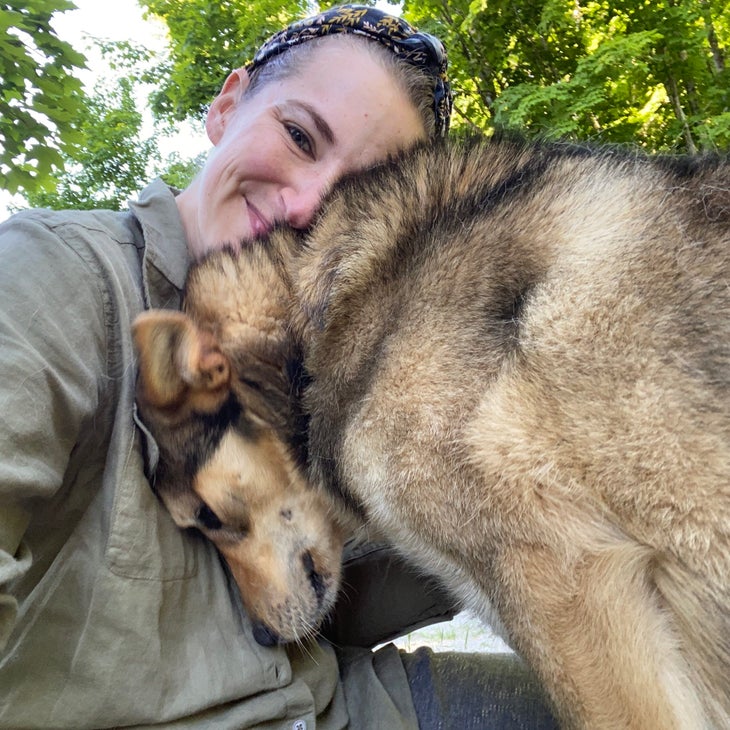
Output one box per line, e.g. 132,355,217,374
0,212,108,651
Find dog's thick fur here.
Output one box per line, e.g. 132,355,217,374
134,137,730,728
133,254,344,647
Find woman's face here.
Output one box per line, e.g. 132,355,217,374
178,38,426,259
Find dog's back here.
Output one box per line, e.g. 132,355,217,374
281,138,730,727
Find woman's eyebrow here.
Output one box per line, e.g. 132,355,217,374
290,100,336,145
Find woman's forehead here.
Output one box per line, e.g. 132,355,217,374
282,43,424,138
293,34,388,75
246,3,451,136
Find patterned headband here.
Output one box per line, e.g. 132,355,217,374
247,4,452,137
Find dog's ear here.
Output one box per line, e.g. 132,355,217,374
132,310,231,414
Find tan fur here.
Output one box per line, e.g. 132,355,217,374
195,428,342,639
132,247,344,646
135,137,730,727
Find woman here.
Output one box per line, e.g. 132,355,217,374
0,5,555,728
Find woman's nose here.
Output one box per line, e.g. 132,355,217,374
281,180,329,230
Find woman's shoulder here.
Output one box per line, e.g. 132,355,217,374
0,206,147,295
1,206,138,252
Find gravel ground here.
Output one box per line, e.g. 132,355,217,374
391,611,513,654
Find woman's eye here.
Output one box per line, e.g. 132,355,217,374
196,503,223,531
287,124,313,155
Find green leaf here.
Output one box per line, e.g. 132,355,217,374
0,0,87,194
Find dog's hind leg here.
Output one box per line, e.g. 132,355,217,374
490,534,712,730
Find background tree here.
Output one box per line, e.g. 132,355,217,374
140,0,311,123
1,0,87,194
24,75,160,210
6,0,730,211
21,39,206,211
144,0,728,152
401,0,729,151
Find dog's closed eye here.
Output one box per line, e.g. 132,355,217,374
196,503,223,531
239,376,261,392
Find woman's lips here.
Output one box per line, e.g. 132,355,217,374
247,202,271,239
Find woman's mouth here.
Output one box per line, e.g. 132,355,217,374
247,202,271,239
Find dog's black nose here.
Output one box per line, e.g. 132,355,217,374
302,550,327,605
252,621,280,647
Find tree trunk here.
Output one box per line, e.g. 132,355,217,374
699,0,725,72
664,74,697,153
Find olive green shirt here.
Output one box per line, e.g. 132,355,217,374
0,181,422,729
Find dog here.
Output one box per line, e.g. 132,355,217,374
132,248,344,648
134,136,730,728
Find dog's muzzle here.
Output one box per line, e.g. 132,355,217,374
252,621,281,647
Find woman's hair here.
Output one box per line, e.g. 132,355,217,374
245,35,440,139
244,4,452,139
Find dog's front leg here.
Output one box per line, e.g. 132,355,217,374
490,536,709,730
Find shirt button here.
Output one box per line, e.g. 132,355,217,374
292,722,307,730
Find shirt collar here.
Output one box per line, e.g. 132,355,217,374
129,178,192,308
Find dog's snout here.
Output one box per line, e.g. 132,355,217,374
302,550,327,605
252,621,281,647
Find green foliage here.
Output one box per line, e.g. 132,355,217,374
9,0,728,209
140,0,313,123
160,151,205,190
403,0,730,152
16,32,204,211
24,73,160,210
0,0,88,194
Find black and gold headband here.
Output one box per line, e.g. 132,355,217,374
247,4,452,137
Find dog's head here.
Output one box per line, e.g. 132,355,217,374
132,308,343,646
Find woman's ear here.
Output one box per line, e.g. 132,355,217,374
205,67,251,145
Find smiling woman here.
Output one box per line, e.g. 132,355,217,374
0,5,555,730
176,35,429,257
0,5,455,728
